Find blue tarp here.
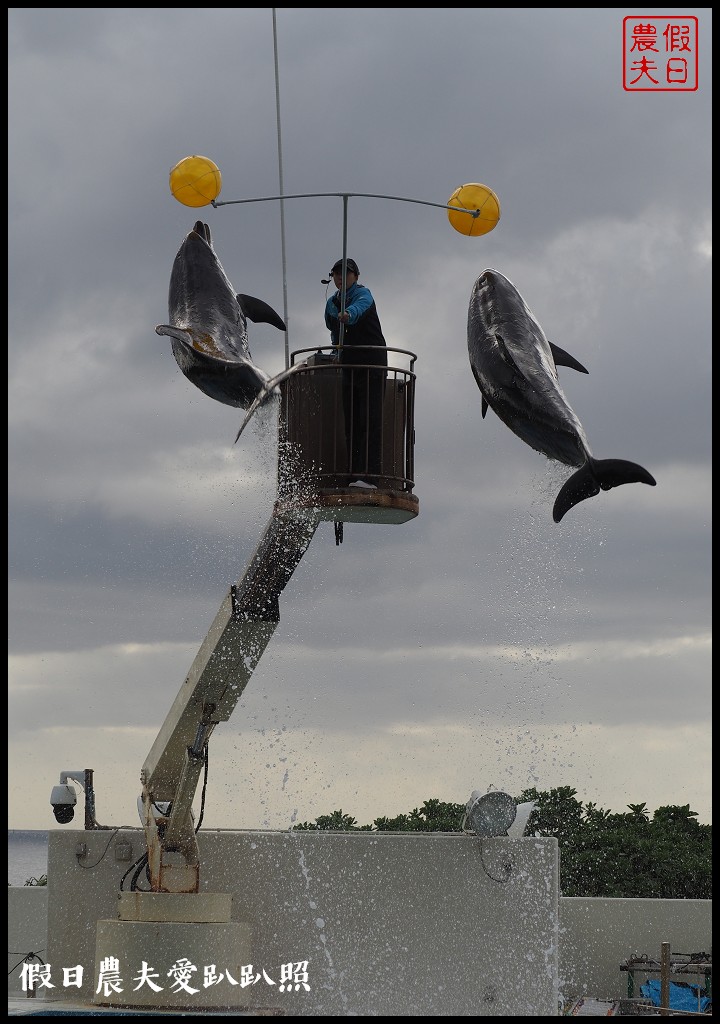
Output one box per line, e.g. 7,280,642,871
640,977,711,1013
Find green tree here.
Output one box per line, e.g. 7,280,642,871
516,786,585,847
291,790,711,899
400,799,466,833
293,809,371,831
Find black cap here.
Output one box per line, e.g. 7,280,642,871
330,258,359,276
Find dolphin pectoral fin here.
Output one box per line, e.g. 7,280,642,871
469,365,490,419
237,294,286,331
156,325,192,343
549,343,589,375
494,332,521,374
553,458,657,522
234,360,310,443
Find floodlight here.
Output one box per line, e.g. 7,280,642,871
463,790,517,837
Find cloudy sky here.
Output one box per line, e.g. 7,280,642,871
9,8,711,832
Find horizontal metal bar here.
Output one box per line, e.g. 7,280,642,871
212,191,480,217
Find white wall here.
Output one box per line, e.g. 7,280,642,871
558,897,712,1002
7,886,49,1000
44,829,559,1015
8,830,712,1014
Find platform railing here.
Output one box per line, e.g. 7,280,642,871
280,345,417,495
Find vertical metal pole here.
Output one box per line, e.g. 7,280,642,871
659,941,670,1015
83,768,96,830
338,194,349,346
271,10,290,369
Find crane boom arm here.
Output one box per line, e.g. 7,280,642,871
140,507,319,891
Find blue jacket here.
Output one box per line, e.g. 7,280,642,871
325,282,387,366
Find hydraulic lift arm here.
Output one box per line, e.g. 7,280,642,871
139,507,319,892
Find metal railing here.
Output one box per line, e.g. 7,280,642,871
279,345,417,494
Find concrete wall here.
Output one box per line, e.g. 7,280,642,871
558,897,712,1003
7,886,48,999
41,829,559,1015
8,830,712,1015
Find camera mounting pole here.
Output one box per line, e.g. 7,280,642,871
51,769,108,829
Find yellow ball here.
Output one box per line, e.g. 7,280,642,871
169,155,222,208
447,183,501,237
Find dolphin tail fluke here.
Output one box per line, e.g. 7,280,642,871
553,458,657,523
233,361,310,444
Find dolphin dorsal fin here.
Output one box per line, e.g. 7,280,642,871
549,342,589,374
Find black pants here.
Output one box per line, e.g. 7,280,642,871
341,362,387,480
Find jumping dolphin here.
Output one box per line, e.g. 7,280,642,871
156,221,290,409
467,269,656,522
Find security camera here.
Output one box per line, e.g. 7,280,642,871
50,783,77,824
